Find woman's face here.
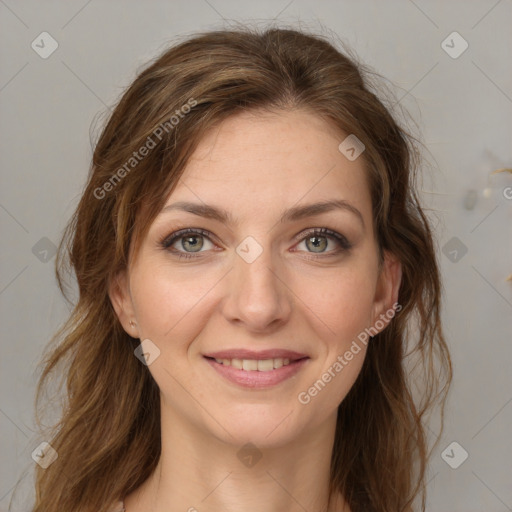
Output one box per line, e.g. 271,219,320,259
110,109,401,448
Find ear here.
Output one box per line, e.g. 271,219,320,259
370,250,402,334
108,270,139,338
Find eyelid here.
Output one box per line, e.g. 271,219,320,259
289,228,353,258
292,227,351,248
160,227,217,246
160,227,352,257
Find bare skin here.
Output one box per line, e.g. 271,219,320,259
109,108,402,512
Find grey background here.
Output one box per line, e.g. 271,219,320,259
1,1,511,510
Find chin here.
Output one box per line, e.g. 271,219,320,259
205,401,309,449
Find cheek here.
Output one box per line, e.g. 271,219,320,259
129,265,221,396
295,261,377,345
293,260,376,405
130,261,220,346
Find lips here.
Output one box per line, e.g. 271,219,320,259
203,349,308,361
203,348,310,388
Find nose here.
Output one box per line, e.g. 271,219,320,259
221,242,292,333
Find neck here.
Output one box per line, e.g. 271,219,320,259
124,400,349,512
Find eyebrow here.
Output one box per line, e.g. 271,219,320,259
159,199,365,230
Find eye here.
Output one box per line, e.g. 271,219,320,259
159,227,352,260
294,228,352,256
160,228,216,259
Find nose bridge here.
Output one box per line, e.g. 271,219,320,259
224,235,291,329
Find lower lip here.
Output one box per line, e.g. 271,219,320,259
204,357,309,389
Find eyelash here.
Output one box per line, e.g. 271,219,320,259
159,227,352,260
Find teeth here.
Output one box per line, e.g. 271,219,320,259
242,359,258,371
257,359,273,371
231,358,243,369
213,357,295,371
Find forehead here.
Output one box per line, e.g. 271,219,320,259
164,109,372,225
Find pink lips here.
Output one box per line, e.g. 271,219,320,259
203,349,308,361
203,349,310,389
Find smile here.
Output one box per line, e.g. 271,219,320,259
212,357,293,371
204,355,309,388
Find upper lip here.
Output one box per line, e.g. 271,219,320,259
203,349,309,361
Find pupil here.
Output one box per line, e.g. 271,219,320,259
183,236,202,252
308,236,326,252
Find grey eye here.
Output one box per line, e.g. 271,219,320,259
305,235,329,253
180,235,204,252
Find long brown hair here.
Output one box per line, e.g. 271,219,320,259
23,25,451,512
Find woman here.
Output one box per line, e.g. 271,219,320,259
29,26,451,512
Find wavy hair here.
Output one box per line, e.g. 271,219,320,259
23,25,451,512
